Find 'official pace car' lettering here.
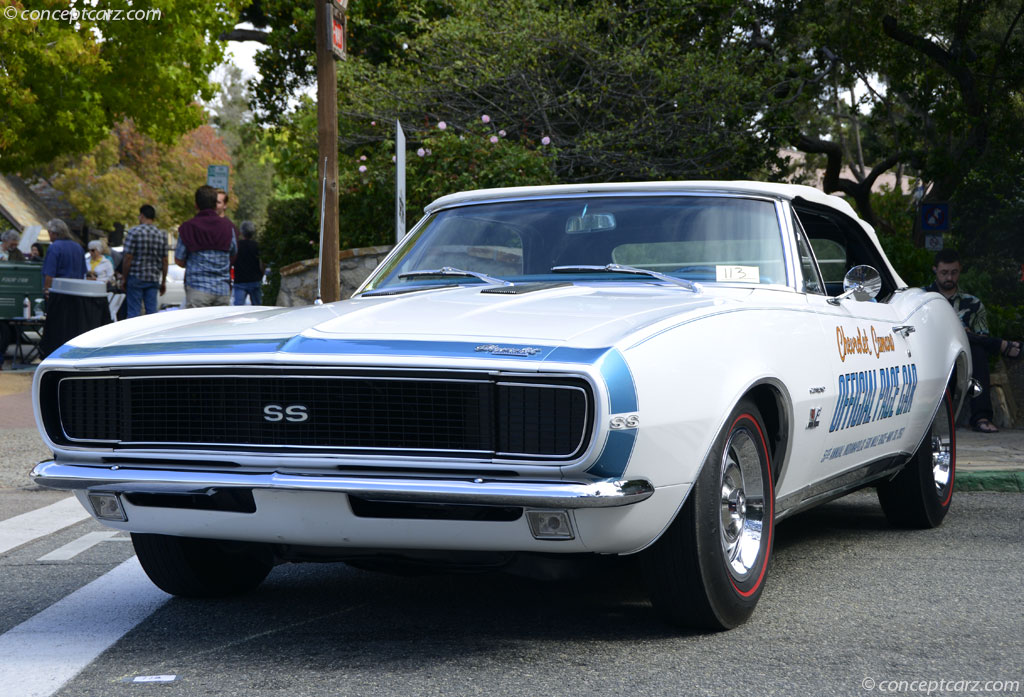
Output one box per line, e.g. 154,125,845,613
828,362,917,433
836,325,897,362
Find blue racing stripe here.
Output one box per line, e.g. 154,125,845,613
587,429,638,479
597,348,638,414
50,339,289,361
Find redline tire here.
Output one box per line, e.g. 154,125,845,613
877,388,955,529
643,398,775,630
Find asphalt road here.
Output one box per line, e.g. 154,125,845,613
0,488,1021,697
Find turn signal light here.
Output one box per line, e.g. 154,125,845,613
526,510,574,540
88,492,127,521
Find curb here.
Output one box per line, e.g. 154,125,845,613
955,471,1024,493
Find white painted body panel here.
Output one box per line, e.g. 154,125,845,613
33,182,971,557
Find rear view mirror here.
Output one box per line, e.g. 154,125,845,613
566,212,616,234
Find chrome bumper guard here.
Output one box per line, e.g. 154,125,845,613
30,462,655,509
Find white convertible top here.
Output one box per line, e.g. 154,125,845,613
424,180,907,289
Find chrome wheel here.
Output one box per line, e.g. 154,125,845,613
643,399,774,629
877,387,955,529
719,429,766,582
931,420,953,498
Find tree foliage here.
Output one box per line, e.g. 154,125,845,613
209,65,275,231
233,0,452,121
51,120,232,229
0,0,244,173
761,1,1024,221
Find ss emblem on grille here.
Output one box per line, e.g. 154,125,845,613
263,404,309,422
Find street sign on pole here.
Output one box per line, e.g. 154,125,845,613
920,202,950,232
206,165,229,191
395,120,406,243
329,0,346,60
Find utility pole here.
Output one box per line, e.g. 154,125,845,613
315,0,343,302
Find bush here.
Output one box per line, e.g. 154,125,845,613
259,195,318,305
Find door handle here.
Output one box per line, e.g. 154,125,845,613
893,325,915,338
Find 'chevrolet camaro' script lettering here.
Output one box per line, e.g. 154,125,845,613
836,326,897,362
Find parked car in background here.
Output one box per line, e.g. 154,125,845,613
30,181,972,630
161,264,185,310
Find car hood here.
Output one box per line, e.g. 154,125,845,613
54,283,751,362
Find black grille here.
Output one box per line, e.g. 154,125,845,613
48,370,592,461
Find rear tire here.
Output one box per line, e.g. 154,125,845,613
642,398,775,630
877,388,955,528
131,533,274,597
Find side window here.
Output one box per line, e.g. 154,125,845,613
794,202,896,302
792,214,825,295
809,238,847,284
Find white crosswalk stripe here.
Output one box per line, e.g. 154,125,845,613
0,556,168,697
0,496,90,555
36,530,127,562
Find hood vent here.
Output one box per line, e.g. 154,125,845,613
481,282,572,295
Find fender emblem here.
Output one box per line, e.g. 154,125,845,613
807,407,822,429
474,344,543,356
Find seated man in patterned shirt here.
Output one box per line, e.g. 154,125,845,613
175,185,237,307
926,249,1022,433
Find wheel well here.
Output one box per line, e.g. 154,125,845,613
949,351,970,420
747,384,788,484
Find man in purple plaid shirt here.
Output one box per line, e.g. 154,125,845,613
120,205,168,318
175,186,238,307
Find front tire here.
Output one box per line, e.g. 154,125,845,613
877,388,955,528
642,398,775,630
131,533,274,597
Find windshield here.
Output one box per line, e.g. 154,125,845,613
361,195,786,292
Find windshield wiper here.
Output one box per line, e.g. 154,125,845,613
398,267,513,286
551,264,701,293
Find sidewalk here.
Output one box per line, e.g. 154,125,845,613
1,367,1021,491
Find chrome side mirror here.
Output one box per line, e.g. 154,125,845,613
828,265,882,305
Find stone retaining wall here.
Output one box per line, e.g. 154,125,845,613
277,245,393,306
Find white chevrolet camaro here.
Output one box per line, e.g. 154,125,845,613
31,181,972,630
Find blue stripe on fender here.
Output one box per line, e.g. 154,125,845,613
587,429,638,479
597,348,638,414
585,348,638,478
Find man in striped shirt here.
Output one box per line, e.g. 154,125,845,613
175,186,237,307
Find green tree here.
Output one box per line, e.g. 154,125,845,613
209,65,276,231
51,120,232,229
0,0,244,173
225,0,452,121
761,1,1024,226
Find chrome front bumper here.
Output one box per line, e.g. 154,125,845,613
30,462,655,509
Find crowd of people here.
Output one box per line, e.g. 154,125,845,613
2,184,265,320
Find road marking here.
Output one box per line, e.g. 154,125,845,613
0,496,90,555
0,556,168,697
37,531,124,562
